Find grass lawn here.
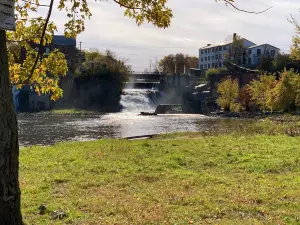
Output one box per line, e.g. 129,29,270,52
20,134,300,225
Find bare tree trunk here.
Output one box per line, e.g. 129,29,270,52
0,30,23,224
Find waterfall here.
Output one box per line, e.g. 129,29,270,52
120,89,156,112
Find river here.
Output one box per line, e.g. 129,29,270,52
18,89,248,146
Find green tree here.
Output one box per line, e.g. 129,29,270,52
216,77,240,112
257,55,274,72
82,50,129,78
227,34,246,65
273,69,300,111
272,53,291,71
248,74,278,112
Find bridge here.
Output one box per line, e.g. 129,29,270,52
125,73,167,88
126,72,190,89
128,73,167,82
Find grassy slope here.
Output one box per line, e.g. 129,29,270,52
21,135,300,225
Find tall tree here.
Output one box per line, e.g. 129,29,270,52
82,49,129,80
0,0,271,224
227,34,246,65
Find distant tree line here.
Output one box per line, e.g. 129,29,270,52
157,53,198,74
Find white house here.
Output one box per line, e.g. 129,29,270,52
247,44,280,66
199,36,255,70
198,34,280,70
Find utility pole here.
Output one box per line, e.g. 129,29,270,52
149,60,152,73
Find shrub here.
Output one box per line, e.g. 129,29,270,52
247,74,278,112
216,77,240,112
205,68,220,78
274,69,300,111
218,67,229,74
247,70,300,112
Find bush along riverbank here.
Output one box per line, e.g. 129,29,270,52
20,130,300,224
215,69,300,114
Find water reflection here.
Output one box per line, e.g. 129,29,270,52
18,113,251,147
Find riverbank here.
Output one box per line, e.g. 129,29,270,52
209,110,300,119
21,133,300,224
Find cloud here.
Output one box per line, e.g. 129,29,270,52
47,0,299,71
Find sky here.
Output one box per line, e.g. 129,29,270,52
48,0,300,72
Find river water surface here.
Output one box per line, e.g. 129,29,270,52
18,89,249,146
18,113,251,147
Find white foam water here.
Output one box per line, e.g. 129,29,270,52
120,89,156,112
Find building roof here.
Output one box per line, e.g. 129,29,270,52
248,43,280,50
52,35,76,46
199,38,255,50
199,41,231,50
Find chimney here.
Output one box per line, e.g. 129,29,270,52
207,44,211,46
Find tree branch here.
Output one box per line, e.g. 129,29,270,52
224,0,273,14
24,0,54,84
113,0,142,10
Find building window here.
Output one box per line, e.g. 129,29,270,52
248,49,252,54
219,46,222,51
208,63,211,69
212,48,215,52
219,62,222,68
257,49,261,55
201,58,203,62
216,55,218,59
223,45,227,50
208,56,210,60
205,49,207,54
201,50,204,54
212,56,214,60
204,64,207,69
219,54,222,59
208,48,211,53
205,57,207,61
248,58,251,65
200,65,203,69
212,63,215,67
271,50,275,56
